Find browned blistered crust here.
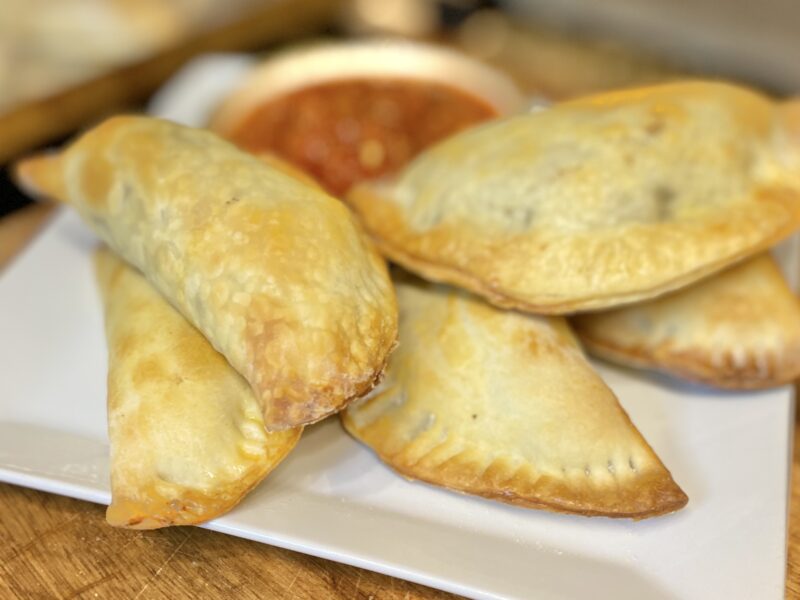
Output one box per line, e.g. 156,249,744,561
16,116,399,430
345,82,800,315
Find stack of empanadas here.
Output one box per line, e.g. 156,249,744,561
337,79,800,517
16,115,399,528
15,39,800,526
217,48,800,518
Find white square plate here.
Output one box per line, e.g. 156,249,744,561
0,54,794,600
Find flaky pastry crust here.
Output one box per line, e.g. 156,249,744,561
346,82,800,314
572,253,800,389
16,116,398,430
95,249,301,529
342,277,687,519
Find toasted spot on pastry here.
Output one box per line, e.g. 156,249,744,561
95,249,301,529
572,253,800,389
16,116,398,430
346,81,800,313
343,276,687,519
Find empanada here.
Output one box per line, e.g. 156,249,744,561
95,249,301,529
572,253,800,389
15,116,398,430
342,276,688,519
347,81,800,313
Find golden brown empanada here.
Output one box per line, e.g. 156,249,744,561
347,81,800,314
572,253,800,389
95,248,301,529
15,116,398,430
342,276,688,519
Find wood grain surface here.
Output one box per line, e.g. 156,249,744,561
0,484,454,600
1,205,798,599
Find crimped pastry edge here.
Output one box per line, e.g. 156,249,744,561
574,331,800,391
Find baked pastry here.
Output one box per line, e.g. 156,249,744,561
210,39,524,194
346,81,800,314
0,0,275,114
572,253,800,389
342,275,688,519
95,248,301,529
16,116,398,430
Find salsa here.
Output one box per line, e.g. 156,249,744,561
226,78,498,195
